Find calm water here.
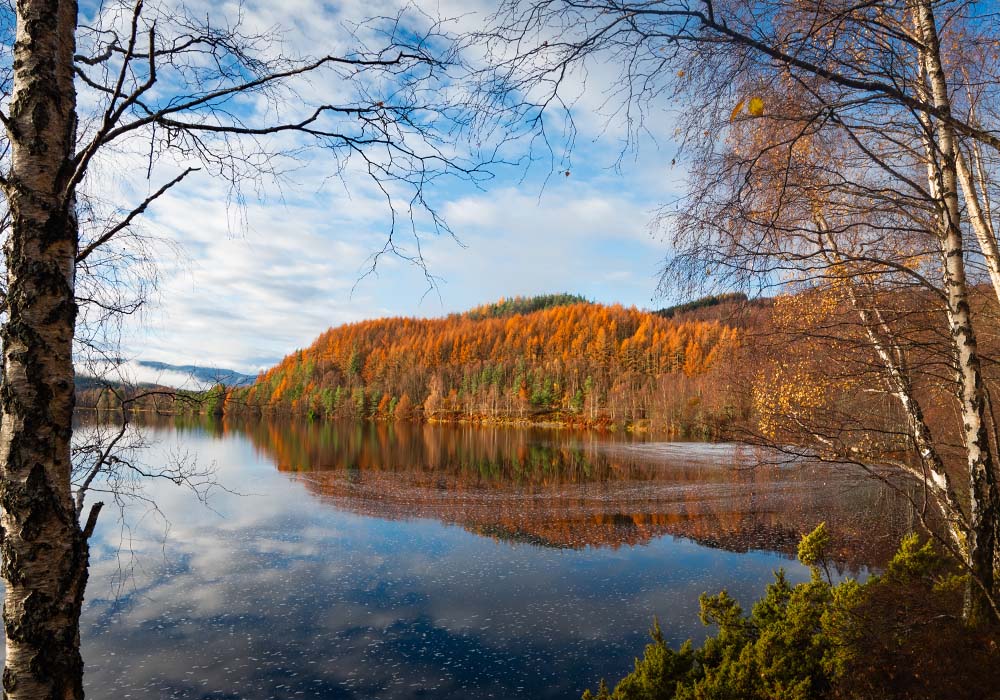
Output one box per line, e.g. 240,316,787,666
68,418,917,699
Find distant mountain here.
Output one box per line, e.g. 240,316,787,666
134,360,256,387
76,359,256,390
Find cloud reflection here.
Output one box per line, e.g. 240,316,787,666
67,420,920,699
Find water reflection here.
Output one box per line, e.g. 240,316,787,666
237,419,918,571
65,416,919,699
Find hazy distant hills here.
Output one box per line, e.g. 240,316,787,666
76,359,256,390
136,360,256,387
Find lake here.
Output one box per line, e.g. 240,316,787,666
68,417,918,699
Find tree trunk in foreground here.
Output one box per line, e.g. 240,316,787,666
0,1,90,698
914,0,1000,625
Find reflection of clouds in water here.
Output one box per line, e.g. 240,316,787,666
85,517,805,698
71,423,885,699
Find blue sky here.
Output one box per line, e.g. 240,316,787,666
96,0,688,376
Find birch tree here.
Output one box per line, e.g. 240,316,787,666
0,0,485,698
476,0,1000,624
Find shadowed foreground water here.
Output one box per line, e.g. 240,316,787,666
64,418,918,699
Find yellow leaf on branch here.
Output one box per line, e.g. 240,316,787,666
729,100,745,121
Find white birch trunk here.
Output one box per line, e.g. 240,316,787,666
955,148,1000,304
914,0,1000,625
0,1,93,698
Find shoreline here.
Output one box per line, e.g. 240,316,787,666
75,406,723,438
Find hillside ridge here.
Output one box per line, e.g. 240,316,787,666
229,294,744,434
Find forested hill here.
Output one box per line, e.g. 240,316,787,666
231,295,742,433
462,293,590,319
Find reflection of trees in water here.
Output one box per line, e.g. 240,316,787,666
244,419,661,485
106,414,922,568
212,417,924,570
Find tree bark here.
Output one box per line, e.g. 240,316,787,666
955,148,1000,305
0,1,90,698
914,0,1000,625
812,210,971,547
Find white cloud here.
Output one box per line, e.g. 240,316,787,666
79,360,215,390
108,152,681,372
74,0,689,373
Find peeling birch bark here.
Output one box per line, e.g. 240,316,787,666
913,0,1000,626
0,1,93,698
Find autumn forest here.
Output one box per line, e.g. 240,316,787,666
10,0,1000,696
82,293,751,436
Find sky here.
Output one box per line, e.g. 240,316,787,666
80,0,689,377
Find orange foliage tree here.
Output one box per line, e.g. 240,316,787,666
232,297,740,434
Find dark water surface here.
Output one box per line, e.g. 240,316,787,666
68,418,917,699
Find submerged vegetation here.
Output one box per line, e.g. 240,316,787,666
585,525,1000,700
